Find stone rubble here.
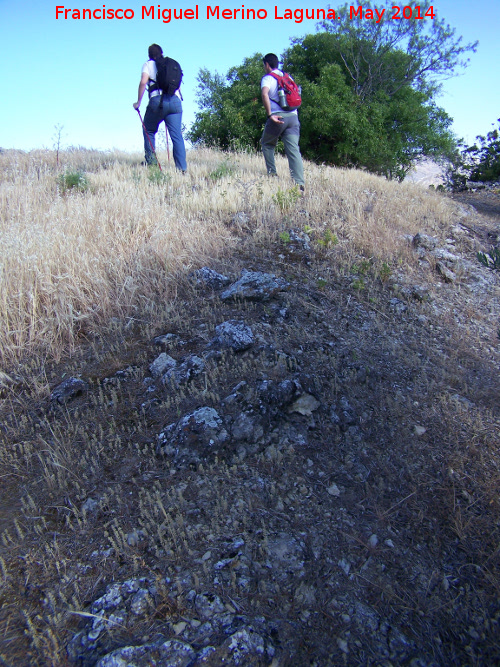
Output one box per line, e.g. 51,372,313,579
47,203,499,666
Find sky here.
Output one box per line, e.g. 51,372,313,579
0,0,498,153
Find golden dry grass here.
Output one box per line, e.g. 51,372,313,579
0,147,456,366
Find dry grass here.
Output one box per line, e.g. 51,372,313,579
0,147,499,666
0,147,454,365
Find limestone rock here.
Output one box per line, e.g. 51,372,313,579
95,639,196,667
162,355,205,388
50,377,88,404
436,262,456,283
413,233,438,250
149,353,177,378
211,321,254,351
157,407,228,461
191,267,231,289
221,269,289,302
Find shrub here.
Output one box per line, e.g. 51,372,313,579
273,186,301,212
209,160,235,181
57,170,89,193
477,247,500,271
147,165,170,186
447,119,500,189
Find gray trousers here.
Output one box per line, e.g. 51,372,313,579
261,112,304,187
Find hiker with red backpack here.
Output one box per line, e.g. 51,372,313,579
133,44,187,172
260,53,304,193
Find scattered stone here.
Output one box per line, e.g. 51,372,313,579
410,286,430,302
81,498,99,514
153,333,181,347
162,355,205,388
95,639,196,667
149,353,177,378
211,321,254,351
413,233,438,250
433,248,459,262
231,212,250,227
50,377,88,404
191,267,231,289
330,397,357,430
195,592,226,619
414,425,427,436
288,228,311,252
266,533,304,579
231,412,264,442
221,269,289,302
287,393,320,416
436,262,456,283
157,407,228,461
389,298,407,314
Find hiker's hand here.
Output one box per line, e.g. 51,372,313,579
269,114,284,124
133,102,140,110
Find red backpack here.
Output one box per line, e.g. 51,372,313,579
269,71,302,111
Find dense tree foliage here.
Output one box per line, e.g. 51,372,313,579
188,56,264,152
447,119,500,189
188,1,477,179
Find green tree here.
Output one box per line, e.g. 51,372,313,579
447,119,500,189
466,120,500,182
188,55,264,151
188,2,476,178
312,1,477,100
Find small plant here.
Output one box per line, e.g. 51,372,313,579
273,186,300,212
279,231,291,244
351,278,365,290
477,247,500,270
358,259,371,275
303,224,313,235
57,170,89,193
379,262,392,282
209,160,235,182
317,229,338,248
147,165,170,186
351,259,371,276
317,278,328,290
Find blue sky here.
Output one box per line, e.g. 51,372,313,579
0,0,498,152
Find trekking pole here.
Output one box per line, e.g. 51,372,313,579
165,124,170,163
135,108,162,171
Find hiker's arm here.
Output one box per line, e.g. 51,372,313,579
261,87,283,124
133,71,150,110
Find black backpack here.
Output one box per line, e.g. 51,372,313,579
150,56,183,98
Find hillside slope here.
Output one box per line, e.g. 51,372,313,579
0,148,499,666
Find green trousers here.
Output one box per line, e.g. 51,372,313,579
261,111,304,187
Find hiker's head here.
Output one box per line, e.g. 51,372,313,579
263,53,279,71
148,44,163,60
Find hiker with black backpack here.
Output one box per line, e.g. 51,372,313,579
260,53,304,193
133,44,187,172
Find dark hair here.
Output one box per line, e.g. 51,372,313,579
263,53,279,70
148,44,163,60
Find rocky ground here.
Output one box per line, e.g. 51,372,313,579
0,190,499,666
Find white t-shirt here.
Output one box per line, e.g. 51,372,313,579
142,60,160,97
142,60,181,99
261,69,297,115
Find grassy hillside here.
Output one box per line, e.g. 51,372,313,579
0,148,499,665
